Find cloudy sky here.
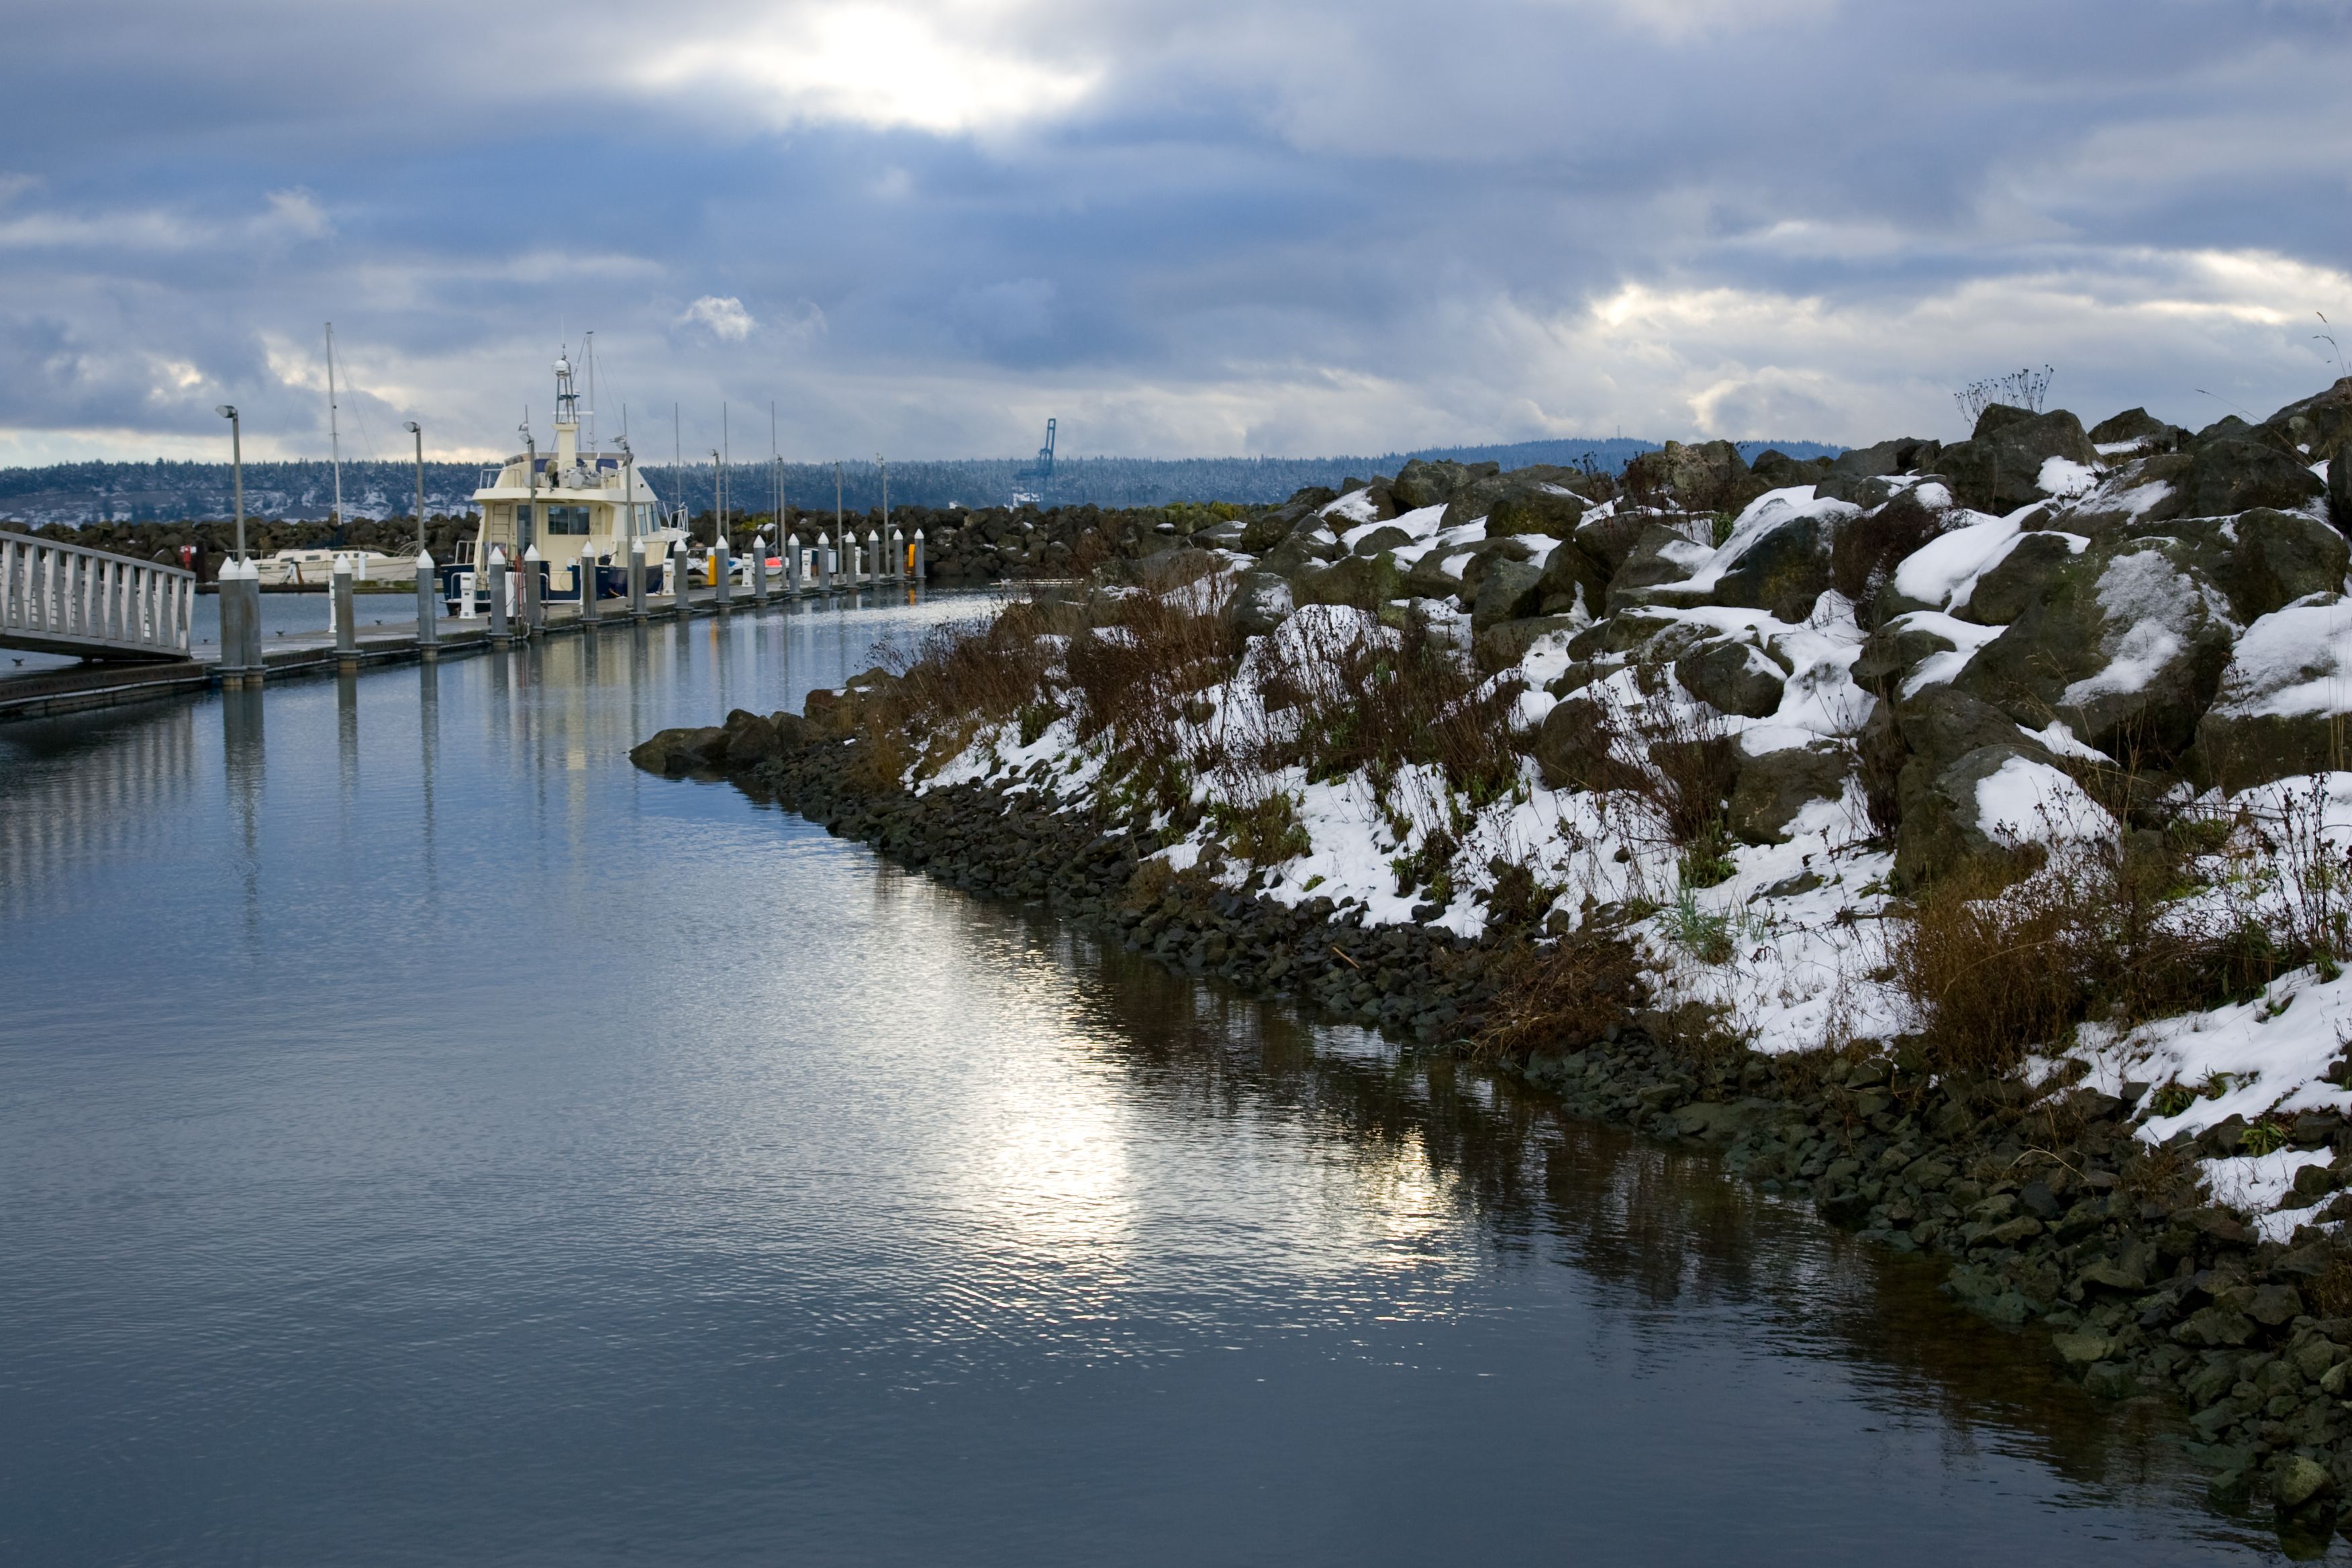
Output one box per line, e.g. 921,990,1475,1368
5,0,2350,465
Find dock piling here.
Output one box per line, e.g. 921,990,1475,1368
629,538,647,622
489,548,510,643
332,555,358,670
415,549,438,662
522,545,544,634
580,541,600,625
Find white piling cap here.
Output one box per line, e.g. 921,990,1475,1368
581,540,597,557
865,530,878,541
524,544,541,562
490,546,507,566
415,548,434,571
914,529,924,540
630,536,644,554
332,552,352,575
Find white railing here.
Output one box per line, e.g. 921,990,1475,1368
0,532,196,661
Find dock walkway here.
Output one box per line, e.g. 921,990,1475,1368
0,582,908,724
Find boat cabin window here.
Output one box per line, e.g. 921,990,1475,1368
546,505,591,536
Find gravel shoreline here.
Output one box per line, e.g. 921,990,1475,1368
640,704,2352,1545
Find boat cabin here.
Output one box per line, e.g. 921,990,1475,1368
467,352,676,598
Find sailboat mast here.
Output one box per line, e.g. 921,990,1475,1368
325,322,343,533
584,331,596,456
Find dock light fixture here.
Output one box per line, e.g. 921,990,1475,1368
214,404,245,560
403,421,426,556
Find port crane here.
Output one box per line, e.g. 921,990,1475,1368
1010,418,1057,507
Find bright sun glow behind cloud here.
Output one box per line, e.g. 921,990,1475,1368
633,3,1097,134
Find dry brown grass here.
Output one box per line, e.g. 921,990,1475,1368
1226,609,1524,805
1063,580,1240,758
1890,826,2296,1076
889,607,1061,735
1469,928,1649,1063
1579,665,1741,849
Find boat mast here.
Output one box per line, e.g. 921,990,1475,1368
324,322,343,536
583,331,596,456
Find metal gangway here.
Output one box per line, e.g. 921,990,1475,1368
0,532,195,662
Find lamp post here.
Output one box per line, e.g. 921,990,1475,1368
403,420,426,557
213,404,245,560
615,434,635,543
520,419,538,556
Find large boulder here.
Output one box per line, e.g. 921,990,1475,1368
1296,553,1402,609
1402,548,1469,603
1750,448,1834,489
2261,377,2352,460
1606,524,1714,610
2088,408,2184,450
1351,524,1416,556
1622,440,1768,513
1957,531,2084,626
1536,541,1609,620
1894,741,2079,886
1939,407,2100,514
1572,510,1654,574
2190,595,2352,790
1853,613,1963,696
1892,684,2030,780
1678,637,1786,718
1728,742,1851,844
1455,536,1540,602
2128,507,2347,624
1470,558,1547,632
630,724,727,775
1473,614,1584,673
1259,532,1340,580
1232,571,1295,637
1826,436,1942,480
1532,693,1622,789
2178,436,2326,518
1483,483,1591,538
1391,458,1496,511
1700,510,1837,622
1831,485,1957,614
1955,542,2237,762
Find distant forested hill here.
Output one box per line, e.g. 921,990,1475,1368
0,437,1843,523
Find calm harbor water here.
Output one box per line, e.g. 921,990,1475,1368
0,591,2323,1563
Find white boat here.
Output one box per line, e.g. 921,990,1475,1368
254,548,413,587
452,350,679,612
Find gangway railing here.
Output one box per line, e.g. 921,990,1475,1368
0,532,195,662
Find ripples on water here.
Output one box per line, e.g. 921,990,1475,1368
0,593,2323,1563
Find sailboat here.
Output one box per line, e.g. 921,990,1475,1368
252,324,415,589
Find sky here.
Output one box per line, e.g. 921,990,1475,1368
4,0,2351,466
